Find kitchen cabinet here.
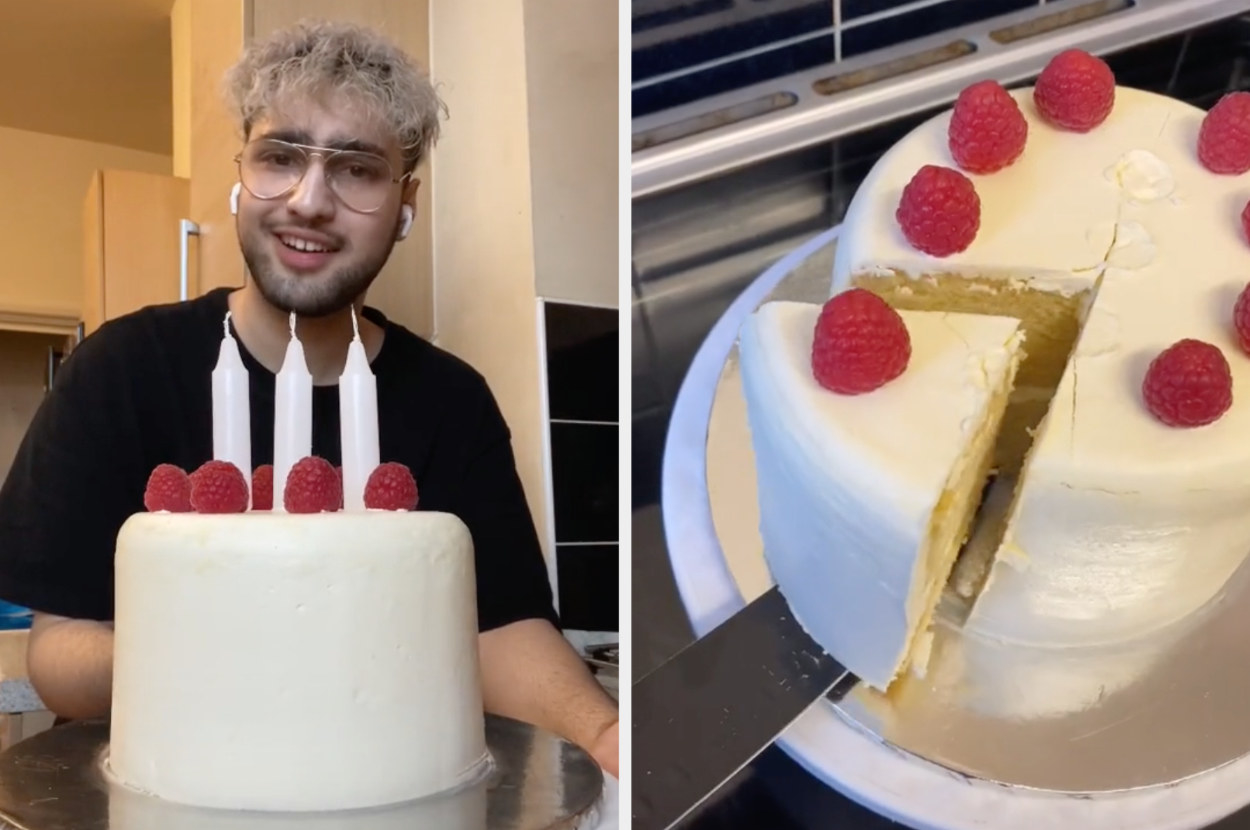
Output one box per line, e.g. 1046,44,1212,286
430,0,619,612
81,169,190,337
171,0,433,339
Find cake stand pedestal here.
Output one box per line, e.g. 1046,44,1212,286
661,224,1250,828
0,715,603,830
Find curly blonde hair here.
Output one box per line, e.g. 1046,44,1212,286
223,19,446,172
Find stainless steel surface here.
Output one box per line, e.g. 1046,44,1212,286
178,218,199,303
0,715,603,830
632,585,854,830
700,230,1250,794
631,0,1250,197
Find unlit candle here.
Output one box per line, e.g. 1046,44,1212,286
212,311,252,506
339,307,379,511
273,312,312,512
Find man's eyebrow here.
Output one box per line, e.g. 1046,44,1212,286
254,129,387,157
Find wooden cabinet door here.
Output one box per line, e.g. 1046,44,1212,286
82,169,190,336
182,0,250,298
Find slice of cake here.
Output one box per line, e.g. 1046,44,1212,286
738,297,1024,690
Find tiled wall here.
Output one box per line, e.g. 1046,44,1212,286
542,301,619,633
633,0,1070,117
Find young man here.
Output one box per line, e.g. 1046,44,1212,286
0,21,618,777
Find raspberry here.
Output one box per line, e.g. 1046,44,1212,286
811,289,911,395
1033,49,1115,132
1142,339,1232,428
144,464,192,513
189,460,249,514
251,465,273,511
284,456,341,514
364,463,419,511
895,165,981,257
948,80,1028,174
1198,92,1250,174
1234,283,1250,356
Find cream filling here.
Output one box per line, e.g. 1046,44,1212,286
896,334,1023,684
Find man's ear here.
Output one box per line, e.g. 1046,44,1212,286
403,176,422,203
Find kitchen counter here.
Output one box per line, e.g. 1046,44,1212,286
0,630,43,713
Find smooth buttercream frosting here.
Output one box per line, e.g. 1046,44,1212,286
831,85,1250,648
108,510,488,812
739,301,1022,689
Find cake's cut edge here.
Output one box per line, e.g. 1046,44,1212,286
739,298,1028,694
891,321,1025,689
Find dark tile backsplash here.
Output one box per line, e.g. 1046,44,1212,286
550,423,617,543
842,0,1039,23
557,544,619,632
542,301,618,630
631,0,1152,122
633,1,834,117
842,0,1037,59
545,303,618,423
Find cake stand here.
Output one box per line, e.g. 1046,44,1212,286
0,714,603,830
661,224,1250,829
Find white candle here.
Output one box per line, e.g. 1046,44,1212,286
212,311,252,505
339,307,379,511
273,312,312,512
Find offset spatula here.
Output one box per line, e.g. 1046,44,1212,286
631,586,859,830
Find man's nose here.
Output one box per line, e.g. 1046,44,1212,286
285,158,335,220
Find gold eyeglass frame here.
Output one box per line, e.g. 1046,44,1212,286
233,139,414,214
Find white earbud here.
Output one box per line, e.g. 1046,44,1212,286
229,182,241,216
398,205,414,240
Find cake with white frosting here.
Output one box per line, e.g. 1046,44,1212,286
741,50,1250,691
108,510,488,813
106,317,490,812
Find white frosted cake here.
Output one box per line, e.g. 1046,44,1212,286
106,319,491,813
739,300,1023,689
744,51,1250,691
107,510,488,812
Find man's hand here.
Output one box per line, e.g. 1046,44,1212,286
587,717,618,779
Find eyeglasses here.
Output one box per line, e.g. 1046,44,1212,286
234,139,412,214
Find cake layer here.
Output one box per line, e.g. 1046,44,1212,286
739,301,1023,689
832,85,1250,647
108,511,488,812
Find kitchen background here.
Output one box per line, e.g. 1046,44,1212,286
0,0,618,744
632,0,1250,827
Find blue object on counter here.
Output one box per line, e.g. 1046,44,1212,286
0,601,33,630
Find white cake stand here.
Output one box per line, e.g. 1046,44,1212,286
660,225,1250,830
0,715,602,830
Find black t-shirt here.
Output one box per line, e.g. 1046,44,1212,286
0,288,558,631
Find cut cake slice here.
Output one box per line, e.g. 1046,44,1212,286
738,300,1024,690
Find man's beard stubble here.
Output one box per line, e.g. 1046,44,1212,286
239,227,397,318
